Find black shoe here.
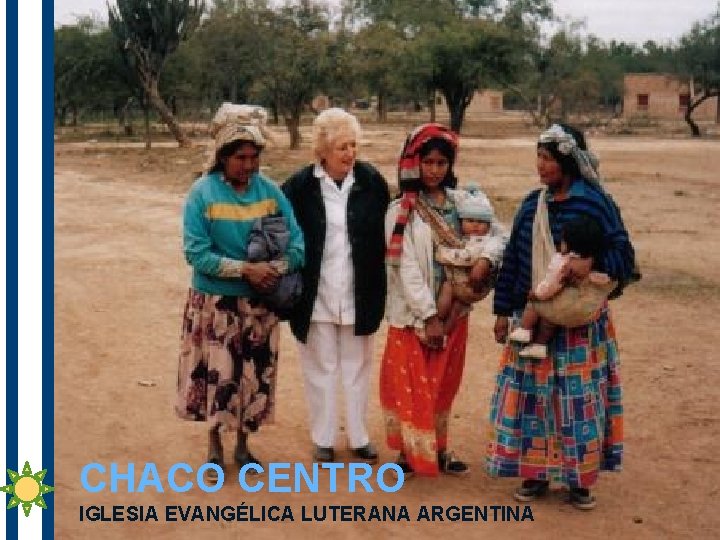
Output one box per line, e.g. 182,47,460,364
396,457,414,478
234,451,262,473
569,487,596,510
204,457,224,483
351,443,378,463
438,450,469,476
313,445,335,462
206,431,224,482
514,479,550,502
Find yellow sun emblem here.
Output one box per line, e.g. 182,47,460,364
1,461,54,517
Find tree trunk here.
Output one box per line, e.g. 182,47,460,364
120,97,134,136
541,94,557,128
376,92,387,123
685,113,701,137
444,91,470,133
560,100,568,122
146,78,191,147
685,98,703,137
57,106,67,126
143,99,152,150
230,81,237,104
285,110,302,150
449,106,464,132
429,90,436,123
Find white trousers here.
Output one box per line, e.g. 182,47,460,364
298,322,373,449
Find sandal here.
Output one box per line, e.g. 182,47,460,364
438,451,469,476
513,479,549,502
569,487,597,510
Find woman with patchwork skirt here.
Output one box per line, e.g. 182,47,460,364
486,123,635,510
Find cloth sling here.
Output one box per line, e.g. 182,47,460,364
531,188,556,292
530,188,616,327
414,196,464,250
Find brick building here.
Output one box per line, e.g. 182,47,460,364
435,89,504,116
623,73,718,121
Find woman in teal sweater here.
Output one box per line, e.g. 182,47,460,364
175,107,304,479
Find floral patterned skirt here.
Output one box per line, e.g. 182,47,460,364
486,308,622,488
175,289,280,432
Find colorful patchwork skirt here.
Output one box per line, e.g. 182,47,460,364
175,289,280,432
486,308,622,488
380,317,469,476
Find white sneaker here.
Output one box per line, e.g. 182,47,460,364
518,344,548,359
508,327,532,344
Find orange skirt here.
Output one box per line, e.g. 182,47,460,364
379,317,469,476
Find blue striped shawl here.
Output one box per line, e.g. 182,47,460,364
493,178,635,316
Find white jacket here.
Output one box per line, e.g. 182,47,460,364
384,188,507,329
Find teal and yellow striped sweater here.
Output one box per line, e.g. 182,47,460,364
183,171,305,297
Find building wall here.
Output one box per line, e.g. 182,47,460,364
623,74,718,121
436,89,504,117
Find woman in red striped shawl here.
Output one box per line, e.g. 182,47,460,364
380,124,507,477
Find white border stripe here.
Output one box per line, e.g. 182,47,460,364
17,0,43,535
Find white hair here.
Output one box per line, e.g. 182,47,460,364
312,108,361,161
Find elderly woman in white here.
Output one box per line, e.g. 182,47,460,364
282,108,390,462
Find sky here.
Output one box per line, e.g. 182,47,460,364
54,0,718,44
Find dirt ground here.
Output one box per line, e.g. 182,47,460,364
55,123,720,539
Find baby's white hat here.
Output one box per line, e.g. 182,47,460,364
457,185,494,222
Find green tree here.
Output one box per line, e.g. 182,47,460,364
351,23,411,122
350,0,447,30
677,5,720,136
252,1,331,149
501,0,553,29
350,0,497,29
415,18,517,132
55,18,134,126
181,1,270,108
583,36,624,112
507,28,590,126
55,19,100,126
108,0,205,147
322,28,363,108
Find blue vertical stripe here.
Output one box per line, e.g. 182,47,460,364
6,0,19,538
43,0,55,537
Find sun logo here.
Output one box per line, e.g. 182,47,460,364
1,461,54,517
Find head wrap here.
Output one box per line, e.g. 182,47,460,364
398,123,459,190
387,123,459,266
205,103,273,172
538,124,600,182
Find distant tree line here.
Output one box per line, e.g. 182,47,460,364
54,0,720,146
